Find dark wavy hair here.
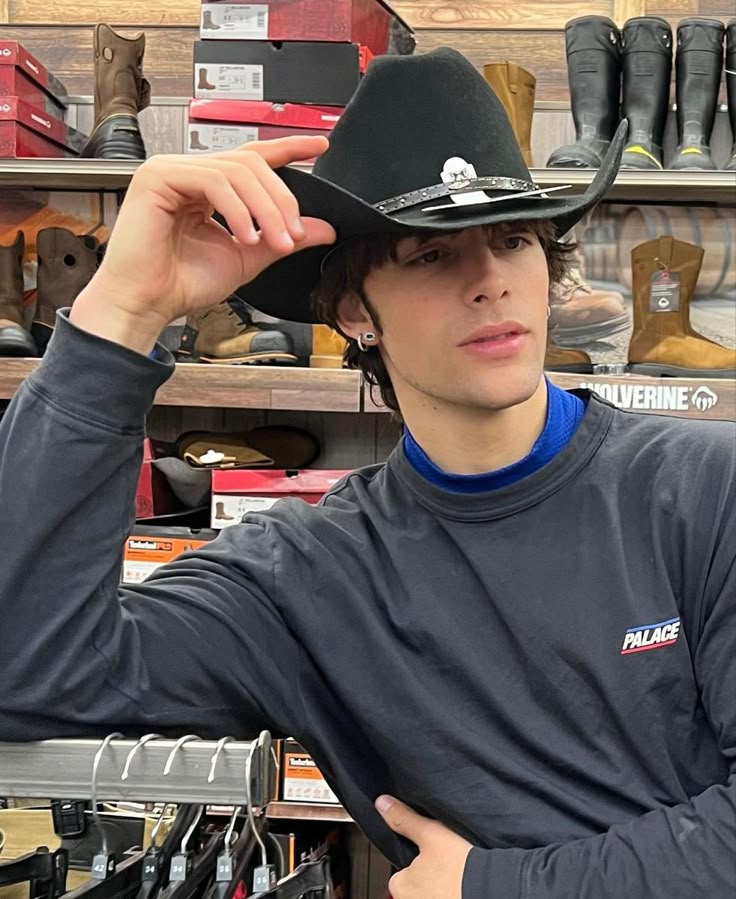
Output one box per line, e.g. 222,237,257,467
311,220,577,419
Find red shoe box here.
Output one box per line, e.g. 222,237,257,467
193,39,371,105
211,468,350,528
199,0,413,58
0,40,69,117
135,438,180,519
187,98,342,152
0,96,86,157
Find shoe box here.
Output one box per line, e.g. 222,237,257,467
122,525,219,585
198,0,413,57
0,40,69,119
187,98,342,153
211,468,350,528
193,39,371,105
280,739,341,805
0,95,86,158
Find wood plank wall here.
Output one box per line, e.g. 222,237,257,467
1,1,734,101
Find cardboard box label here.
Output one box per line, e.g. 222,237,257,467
188,122,258,152
122,536,211,584
196,64,264,100
201,3,269,38
283,751,340,804
212,494,280,528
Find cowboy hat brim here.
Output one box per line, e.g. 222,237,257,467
235,119,628,324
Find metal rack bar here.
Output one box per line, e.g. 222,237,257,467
0,737,275,808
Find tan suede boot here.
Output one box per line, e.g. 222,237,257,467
177,298,298,364
482,62,536,167
544,338,594,373
80,24,151,159
309,325,347,368
0,231,36,357
628,236,736,377
32,228,103,353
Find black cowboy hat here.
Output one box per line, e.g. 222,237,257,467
235,47,627,323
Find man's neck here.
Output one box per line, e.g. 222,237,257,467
401,377,549,475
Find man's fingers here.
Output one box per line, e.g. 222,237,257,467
375,796,434,847
232,215,337,283
229,134,330,169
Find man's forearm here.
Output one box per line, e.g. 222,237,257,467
463,774,736,898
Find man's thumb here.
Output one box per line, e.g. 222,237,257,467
238,216,337,282
375,796,430,846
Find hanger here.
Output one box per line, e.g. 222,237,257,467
253,857,334,899
0,847,68,899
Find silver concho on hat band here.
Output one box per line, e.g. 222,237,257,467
373,156,571,216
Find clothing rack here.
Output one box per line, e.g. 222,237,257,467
0,736,276,808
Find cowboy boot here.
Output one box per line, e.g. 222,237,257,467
669,18,725,170
620,17,673,170
544,339,594,373
32,228,102,354
80,24,151,160
214,502,234,521
176,297,298,364
547,16,622,168
189,130,210,151
549,250,629,345
725,19,736,171
198,68,216,91
201,9,221,30
628,236,736,377
0,231,36,357
483,63,536,167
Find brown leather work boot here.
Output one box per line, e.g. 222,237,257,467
549,266,629,346
80,24,151,159
176,298,298,364
628,236,736,377
0,231,36,357
483,62,536,167
32,228,103,354
310,325,347,368
544,338,594,373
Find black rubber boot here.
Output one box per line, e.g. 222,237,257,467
726,19,736,171
620,16,673,170
547,16,622,168
669,18,725,170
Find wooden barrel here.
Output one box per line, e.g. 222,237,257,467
617,207,735,298
580,209,621,284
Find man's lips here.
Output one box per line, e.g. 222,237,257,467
458,322,528,346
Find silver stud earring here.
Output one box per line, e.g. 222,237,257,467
357,331,377,352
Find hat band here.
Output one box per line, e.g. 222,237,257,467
374,176,537,215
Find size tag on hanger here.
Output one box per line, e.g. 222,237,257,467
169,853,193,882
91,852,116,880
142,850,161,882
252,865,276,891
649,270,680,312
216,850,233,882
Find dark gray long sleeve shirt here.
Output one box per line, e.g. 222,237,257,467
1,313,735,898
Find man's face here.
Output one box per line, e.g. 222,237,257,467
355,223,550,413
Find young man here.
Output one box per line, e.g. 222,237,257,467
0,49,734,899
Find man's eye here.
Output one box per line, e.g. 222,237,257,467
408,249,443,266
502,235,530,250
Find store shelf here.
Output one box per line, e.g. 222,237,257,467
0,159,733,204
0,158,142,191
267,802,352,823
365,371,736,421
0,359,362,412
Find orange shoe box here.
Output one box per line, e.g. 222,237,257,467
122,525,218,585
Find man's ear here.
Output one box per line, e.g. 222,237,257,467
336,291,377,341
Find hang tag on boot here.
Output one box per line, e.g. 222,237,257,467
649,270,680,312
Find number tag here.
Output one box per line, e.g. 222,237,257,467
169,853,192,883
91,853,116,881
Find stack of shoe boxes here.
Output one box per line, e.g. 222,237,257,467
187,0,414,154
0,40,86,157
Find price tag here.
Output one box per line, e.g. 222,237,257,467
649,270,680,312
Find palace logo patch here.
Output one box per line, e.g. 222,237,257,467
621,617,681,655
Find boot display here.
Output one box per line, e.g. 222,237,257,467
544,339,594,374
620,17,673,171
547,16,622,169
726,19,736,171
669,18,725,170
482,62,536,167
189,130,209,152
309,325,348,369
176,297,298,365
80,24,151,160
32,228,103,354
0,231,36,358
628,236,736,378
